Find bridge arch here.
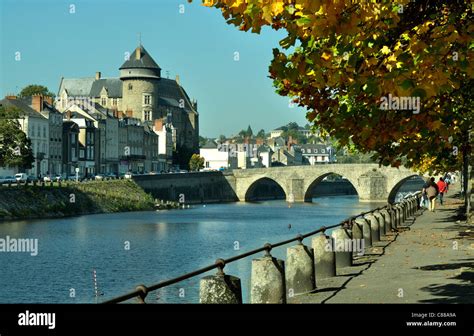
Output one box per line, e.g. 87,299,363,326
303,172,359,202
387,175,425,203
244,177,287,201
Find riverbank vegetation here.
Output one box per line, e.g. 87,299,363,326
0,179,155,221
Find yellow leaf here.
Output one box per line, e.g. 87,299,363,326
321,51,332,61
381,45,391,55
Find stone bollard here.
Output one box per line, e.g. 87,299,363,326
200,259,242,304
250,248,286,304
285,240,315,296
312,233,336,280
373,211,386,237
401,202,407,223
412,196,418,214
364,213,380,243
394,205,401,227
355,218,371,248
331,228,352,268
380,209,392,233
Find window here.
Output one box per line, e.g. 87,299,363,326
144,95,151,105
112,98,117,106
43,127,46,138
128,83,133,90
144,110,151,121
321,149,326,154
101,98,107,106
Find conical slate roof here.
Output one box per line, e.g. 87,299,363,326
119,45,161,70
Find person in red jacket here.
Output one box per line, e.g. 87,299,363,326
437,177,448,205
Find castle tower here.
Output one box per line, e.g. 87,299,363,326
119,44,161,121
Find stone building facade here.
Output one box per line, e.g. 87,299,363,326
56,44,199,166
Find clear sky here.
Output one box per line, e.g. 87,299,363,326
0,0,308,137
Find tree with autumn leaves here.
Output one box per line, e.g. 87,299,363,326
192,0,473,207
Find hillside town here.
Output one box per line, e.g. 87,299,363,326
199,123,337,171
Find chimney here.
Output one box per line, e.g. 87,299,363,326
5,94,17,100
66,111,71,120
118,111,124,119
154,118,164,131
135,47,141,60
95,72,101,80
31,95,43,112
43,96,53,105
126,109,133,118
175,75,180,84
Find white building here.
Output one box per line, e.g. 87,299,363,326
200,140,237,170
301,144,334,164
257,145,274,168
0,96,50,177
153,118,173,172
270,128,284,139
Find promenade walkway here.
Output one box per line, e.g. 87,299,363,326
291,186,474,304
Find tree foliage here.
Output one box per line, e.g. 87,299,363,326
0,106,34,170
19,85,55,98
256,129,266,139
195,0,473,174
189,153,205,171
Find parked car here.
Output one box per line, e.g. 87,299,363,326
43,175,52,182
95,174,105,180
124,172,133,179
15,173,29,183
3,176,16,184
105,173,117,179
28,175,39,183
67,174,79,181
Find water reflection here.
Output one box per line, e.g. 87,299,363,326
0,195,401,303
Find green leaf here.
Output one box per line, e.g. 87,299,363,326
411,88,427,99
296,17,312,26
400,79,414,90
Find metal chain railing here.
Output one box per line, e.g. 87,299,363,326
102,193,422,304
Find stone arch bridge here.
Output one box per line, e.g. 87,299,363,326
133,164,426,204
232,164,423,203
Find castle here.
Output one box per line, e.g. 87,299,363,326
56,44,199,166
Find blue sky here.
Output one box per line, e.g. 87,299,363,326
0,0,308,137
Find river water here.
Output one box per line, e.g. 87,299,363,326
0,195,394,304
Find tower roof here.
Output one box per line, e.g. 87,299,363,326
119,45,161,70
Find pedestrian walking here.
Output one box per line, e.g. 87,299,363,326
421,179,430,209
437,177,448,205
426,177,439,211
